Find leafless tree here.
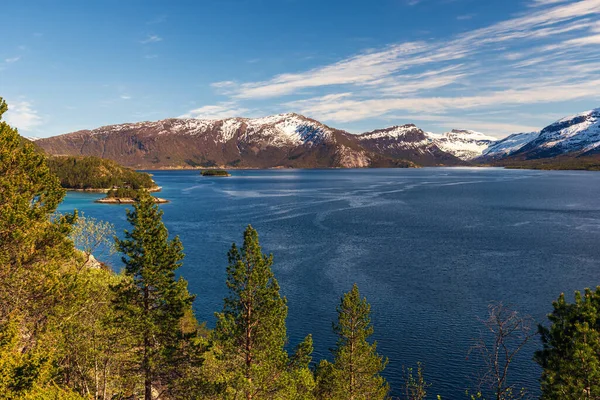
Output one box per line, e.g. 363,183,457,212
468,302,537,400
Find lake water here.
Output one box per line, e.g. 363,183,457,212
58,168,600,398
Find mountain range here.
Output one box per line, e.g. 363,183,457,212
35,108,600,169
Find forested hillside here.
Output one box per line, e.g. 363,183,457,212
47,155,155,190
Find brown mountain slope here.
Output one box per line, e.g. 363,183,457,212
36,114,464,169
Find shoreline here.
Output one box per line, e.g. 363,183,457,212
66,185,162,193
134,166,600,173
95,196,169,204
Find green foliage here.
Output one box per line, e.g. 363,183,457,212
201,169,231,177
0,320,84,399
494,156,600,171
106,187,140,199
535,288,600,399
0,97,74,305
0,317,51,399
112,190,196,399
0,96,78,369
55,266,132,399
69,211,116,262
200,225,314,399
403,362,429,400
317,284,389,400
47,155,155,189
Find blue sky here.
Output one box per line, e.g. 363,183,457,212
1,0,599,138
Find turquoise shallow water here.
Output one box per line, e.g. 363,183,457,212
58,168,600,398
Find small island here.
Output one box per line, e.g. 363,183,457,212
95,188,169,204
201,169,231,177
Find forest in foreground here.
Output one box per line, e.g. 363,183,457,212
2,96,600,399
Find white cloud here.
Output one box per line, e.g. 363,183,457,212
230,42,471,99
564,34,600,45
529,0,571,7
140,35,162,44
4,100,42,132
179,102,250,120
286,79,600,123
5,56,21,63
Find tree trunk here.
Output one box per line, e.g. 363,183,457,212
245,260,253,400
144,284,152,400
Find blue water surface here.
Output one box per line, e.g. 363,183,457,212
57,168,600,398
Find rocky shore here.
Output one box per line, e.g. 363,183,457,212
95,196,169,204
69,185,162,193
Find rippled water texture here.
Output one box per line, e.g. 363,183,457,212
58,168,600,398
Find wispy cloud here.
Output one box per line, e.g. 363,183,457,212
194,0,600,136
140,35,162,44
178,102,250,120
5,56,21,63
4,100,42,132
529,0,571,7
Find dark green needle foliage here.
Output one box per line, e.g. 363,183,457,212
201,225,314,399
535,288,600,400
0,97,74,323
112,190,195,400
317,284,389,400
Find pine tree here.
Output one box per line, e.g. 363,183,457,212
535,288,600,399
112,190,195,400
0,96,74,325
317,284,389,400
201,225,314,399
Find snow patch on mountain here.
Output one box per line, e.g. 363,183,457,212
481,132,539,158
358,125,496,160
84,113,334,148
533,108,600,154
358,124,422,141
431,129,497,160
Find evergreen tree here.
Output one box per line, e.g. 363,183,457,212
0,96,74,326
201,225,314,399
112,190,195,400
0,96,91,398
535,288,600,399
317,284,389,400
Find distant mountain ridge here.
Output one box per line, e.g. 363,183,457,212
36,114,457,169
36,109,600,169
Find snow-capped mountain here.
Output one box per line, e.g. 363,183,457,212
480,132,540,159
510,108,600,159
356,125,496,162
356,125,467,166
430,129,497,160
478,108,600,161
36,113,415,169
79,113,332,147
